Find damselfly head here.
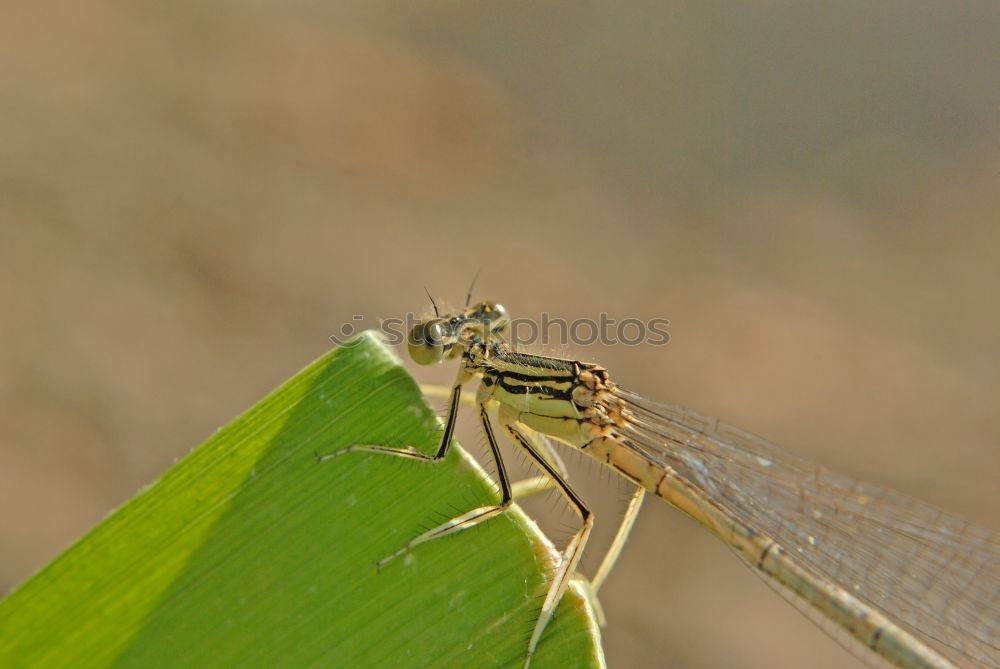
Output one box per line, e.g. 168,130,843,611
407,301,510,365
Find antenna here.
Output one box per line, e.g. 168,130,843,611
465,268,482,307
424,287,440,318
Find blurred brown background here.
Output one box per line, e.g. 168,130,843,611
1,2,998,667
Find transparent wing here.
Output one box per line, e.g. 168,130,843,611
611,387,1000,668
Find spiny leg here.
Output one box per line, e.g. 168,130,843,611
421,382,563,501
372,401,514,568
422,381,569,479
317,372,467,466
509,430,567,500
578,484,645,626
318,370,516,568
501,418,593,669
591,485,644,595
523,429,570,481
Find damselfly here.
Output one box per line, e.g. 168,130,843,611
318,299,998,668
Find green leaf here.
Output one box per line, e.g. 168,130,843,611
0,332,603,669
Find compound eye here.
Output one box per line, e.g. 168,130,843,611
408,320,447,365
480,302,509,338
486,302,509,325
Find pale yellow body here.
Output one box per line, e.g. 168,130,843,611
475,349,957,669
